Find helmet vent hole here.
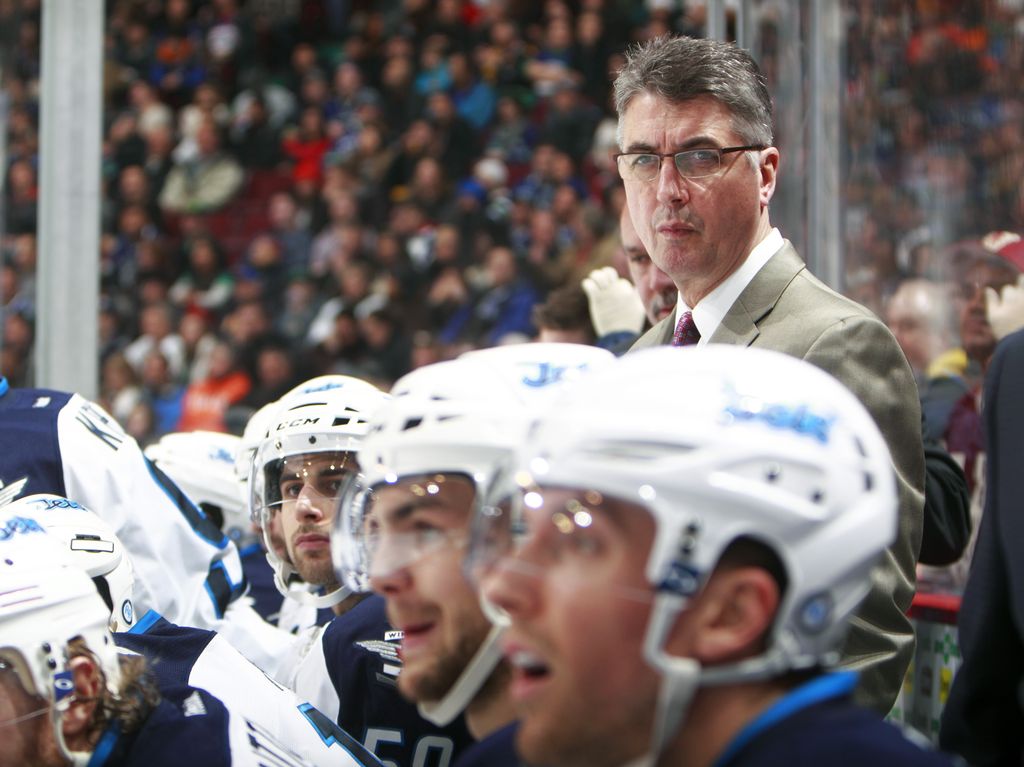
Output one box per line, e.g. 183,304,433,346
765,463,781,482
810,489,825,504
402,417,424,431
333,417,352,426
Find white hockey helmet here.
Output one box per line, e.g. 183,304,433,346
251,375,390,608
472,346,897,758
2,494,137,632
236,400,285,520
333,343,614,725
0,507,123,766
145,431,258,549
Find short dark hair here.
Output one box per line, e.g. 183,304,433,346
613,35,773,148
531,285,596,342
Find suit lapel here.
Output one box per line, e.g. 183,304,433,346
709,241,805,347
632,312,675,349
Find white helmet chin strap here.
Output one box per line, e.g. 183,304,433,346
417,624,504,727
638,592,812,767
53,701,96,767
267,552,351,609
639,592,703,767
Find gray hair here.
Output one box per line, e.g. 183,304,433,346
613,36,773,149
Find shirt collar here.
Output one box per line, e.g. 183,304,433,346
674,228,783,345
712,671,858,767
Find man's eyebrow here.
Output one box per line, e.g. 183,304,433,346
379,496,456,524
621,135,721,154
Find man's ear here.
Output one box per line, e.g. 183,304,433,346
758,148,780,207
61,655,102,747
666,567,780,666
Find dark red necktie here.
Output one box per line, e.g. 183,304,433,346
671,311,701,347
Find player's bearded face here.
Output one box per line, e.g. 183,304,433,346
364,477,495,704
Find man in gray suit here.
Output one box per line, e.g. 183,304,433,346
616,35,924,714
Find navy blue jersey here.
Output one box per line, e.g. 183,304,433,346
452,723,520,767
87,685,315,767
238,543,283,624
286,594,475,767
715,673,956,767
115,612,382,767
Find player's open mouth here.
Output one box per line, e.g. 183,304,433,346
506,648,551,700
398,622,435,657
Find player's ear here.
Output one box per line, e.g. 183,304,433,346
61,654,102,746
665,567,779,664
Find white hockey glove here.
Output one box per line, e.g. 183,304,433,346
581,266,646,337
986,274,1024,341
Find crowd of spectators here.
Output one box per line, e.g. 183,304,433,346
2,0,1023,447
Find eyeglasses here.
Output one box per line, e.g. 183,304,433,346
615,145,766,182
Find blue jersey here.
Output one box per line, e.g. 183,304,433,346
0,379,302,677
285,594,475,767
715,673,956,767
88,684,316,767
238,542,283,623
115,612,381,767
452,723,520,767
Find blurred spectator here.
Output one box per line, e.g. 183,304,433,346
169,235,235,316
100,351,144,426
124,301,187,380
885,278,958,381
282,104,332,189
176,337,252,432
230,92,283,169
138,349,185,435
4,158,38,235
265,190,312,272
485,95,534,167
439,245,539,351
178,306,219,384
243,338,300,408
447,50,496,131
158,118,244,215
358,306,412,385
532,283,596,345
425,90,478,180
540,79,601,166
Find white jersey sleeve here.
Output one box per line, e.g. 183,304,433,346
57,394,246,629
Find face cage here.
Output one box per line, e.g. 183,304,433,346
333,471,487,594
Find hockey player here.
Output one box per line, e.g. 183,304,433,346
333,343,614,766
2,493,383,767
0,376,295,674
0,505,320,767
475,347,954,767
250,375,475,766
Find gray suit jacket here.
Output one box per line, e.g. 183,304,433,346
632,241,924,714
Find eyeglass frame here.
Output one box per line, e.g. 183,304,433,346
614,144,767,182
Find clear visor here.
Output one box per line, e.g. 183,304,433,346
0,656,50,729
333,472,479,593
467,471,657,625
251,433,360,528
